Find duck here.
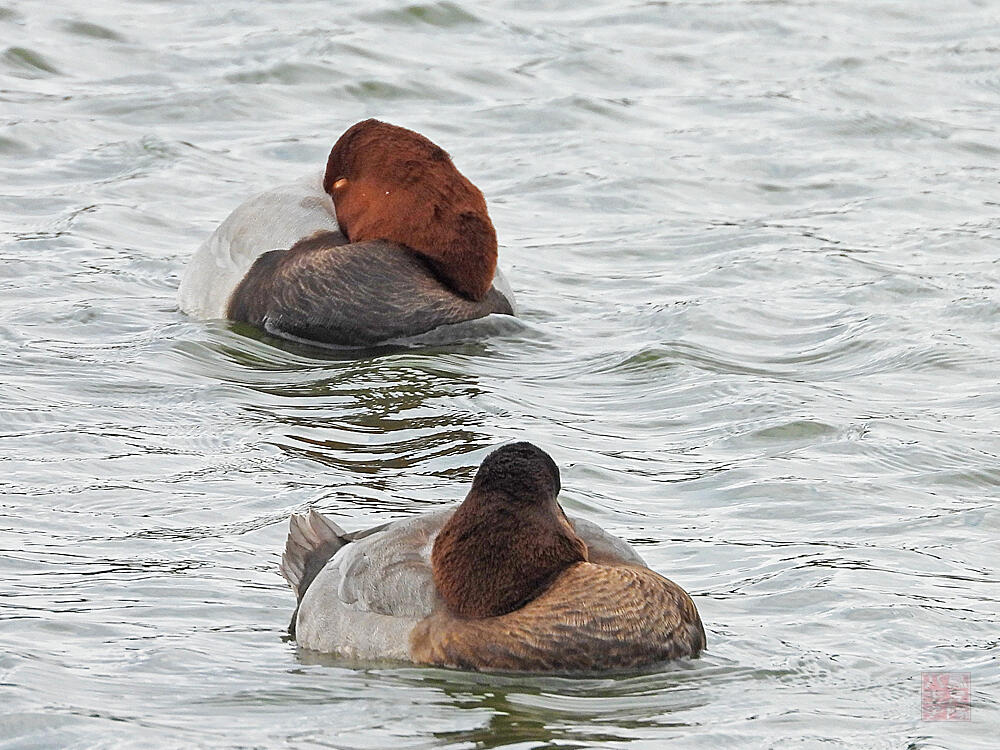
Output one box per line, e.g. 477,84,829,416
178,119,515,347
281,442,706,672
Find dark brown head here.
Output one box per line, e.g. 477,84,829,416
431,442,588,620
323,119,498,301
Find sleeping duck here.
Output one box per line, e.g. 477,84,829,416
281,442,706,672
178,119,514,347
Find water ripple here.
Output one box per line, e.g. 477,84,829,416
2,0,999,747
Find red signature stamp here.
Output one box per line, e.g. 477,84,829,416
921,672,971,721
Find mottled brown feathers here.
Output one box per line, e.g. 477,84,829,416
422,442,707,671
411,562,707,672
431,443,588,619
323,119,497,301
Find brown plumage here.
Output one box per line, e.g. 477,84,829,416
224,119,511,346
324,119,498,301
418,442,706,671
431,443,588,619
411,562,706,672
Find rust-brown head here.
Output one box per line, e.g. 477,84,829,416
323,119,498,301
431,442,588,620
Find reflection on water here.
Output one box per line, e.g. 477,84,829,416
2,0,998,747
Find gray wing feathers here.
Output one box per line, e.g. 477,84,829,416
291,512,449,657
280,510,348,600
329,511,447,618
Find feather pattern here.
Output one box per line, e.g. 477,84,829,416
410,562,706,672
227,233,513,347
287,508,696,669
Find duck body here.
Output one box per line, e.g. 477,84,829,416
178,171,340,320
226,231,513,347
178,120,515,346
282,444,706,673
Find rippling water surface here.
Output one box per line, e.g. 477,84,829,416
2,1,998,747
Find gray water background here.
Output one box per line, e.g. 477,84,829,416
1,1,998,747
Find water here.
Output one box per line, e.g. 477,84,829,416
2,0,997,747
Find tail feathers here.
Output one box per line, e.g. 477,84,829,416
280,509,348,602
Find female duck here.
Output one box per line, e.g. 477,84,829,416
178,119,514,347
281,443,706,672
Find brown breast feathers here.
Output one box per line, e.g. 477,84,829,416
410,561,707,672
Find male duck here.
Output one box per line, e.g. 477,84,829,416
281,442,706,672
178,119,514,346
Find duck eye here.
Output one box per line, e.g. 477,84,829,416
333,178,348,190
